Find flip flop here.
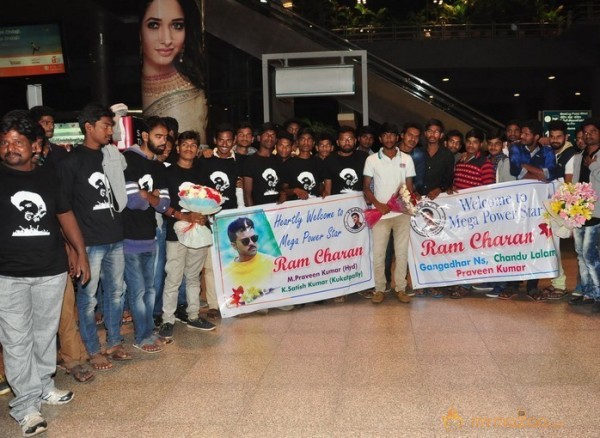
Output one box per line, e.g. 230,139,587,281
67,364,95,383
133,343,162,354
89,353,113,371
105,345,133,361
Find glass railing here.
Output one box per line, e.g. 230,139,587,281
232,0,502,131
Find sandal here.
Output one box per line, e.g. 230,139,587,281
89,353,113,371
498,290,515,300
206,308,221,319
133,343,162,354
542,286,568,300
121,311,133,324
105,345,133,361
67,364,95,383
527,289,548,302
449,286,470,299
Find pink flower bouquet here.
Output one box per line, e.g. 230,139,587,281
174,183,224,248
364,184,418,228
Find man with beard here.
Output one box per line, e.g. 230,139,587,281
323,126,368,197
122,117,171,352
508,119,556,300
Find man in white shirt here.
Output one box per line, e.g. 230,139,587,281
363,123,416,304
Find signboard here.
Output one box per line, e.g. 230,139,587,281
0,24,65,78
212,193,374,317
541,110,591,139
408,180,559,289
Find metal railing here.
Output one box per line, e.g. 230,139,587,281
331,22,565,43
232,0,502,131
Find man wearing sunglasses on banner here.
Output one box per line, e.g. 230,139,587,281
224,217,274,293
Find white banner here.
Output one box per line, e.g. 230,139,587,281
212,193,374,317
408,180,559,289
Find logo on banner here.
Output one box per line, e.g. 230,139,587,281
344,207,366,233
411,201,446,237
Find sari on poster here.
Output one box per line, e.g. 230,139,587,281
211,193,375,317
139,0,208,144
408,180,560,289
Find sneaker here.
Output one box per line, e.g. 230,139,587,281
158,322,174,339
396,290,411,303
153,315,163,328
41,389,74,405
405,287,415,297
187,318,216,331
0,374,11,396
199,299,209,308
174,305,188,324
486,290,500,298
19,413,47,437
371,291,385,304
277,305,295,311
384,281,393,293
471,284,494,292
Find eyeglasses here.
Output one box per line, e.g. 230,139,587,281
238,235,259,246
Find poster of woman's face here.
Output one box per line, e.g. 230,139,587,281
141,0,186,75
140,0,208,144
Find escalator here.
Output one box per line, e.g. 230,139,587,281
205,0,502,132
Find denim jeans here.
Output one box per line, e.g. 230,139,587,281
0,273,67,422
125,250,157,345
573,223,600,300
78,242,125,355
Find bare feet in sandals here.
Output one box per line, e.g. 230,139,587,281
133,342,162,354
105,345,133,361
89,353,113,371
68,364,95,383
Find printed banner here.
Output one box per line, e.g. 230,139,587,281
408,180,559,288
212,193,374,317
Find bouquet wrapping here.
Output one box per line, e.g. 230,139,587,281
543,182,597,239
174,183,223,248
364,184,418,228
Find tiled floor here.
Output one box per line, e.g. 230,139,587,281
2,241,600,437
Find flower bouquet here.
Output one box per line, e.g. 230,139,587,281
227,286,276,308
543,182,597,238
174,183,223,248
364,184,418,228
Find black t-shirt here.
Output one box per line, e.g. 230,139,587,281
164,163,202,241
0,164,69,277
241,154,282,205
197,155,241,210
57,145,123,246
122,148,167,240
420,146,455,195
282,156,323,198
324,151,368,194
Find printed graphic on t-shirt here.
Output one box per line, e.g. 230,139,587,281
10,191,50,236
262,168,279,195
87,171,112,210
297,171,316,193
339,168,359,192
210,171,231,202
138,174,154,192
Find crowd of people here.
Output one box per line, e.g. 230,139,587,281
1,102,599,437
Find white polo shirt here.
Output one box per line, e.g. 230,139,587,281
363,148,416,219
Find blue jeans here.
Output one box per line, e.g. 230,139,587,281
125,250,157,345
0,273,67,422
78,242,125,355
573,223,600,300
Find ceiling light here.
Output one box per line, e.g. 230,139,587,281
575,92,581,96
514,93,520,97
548,75,556,80
442,77,450,82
